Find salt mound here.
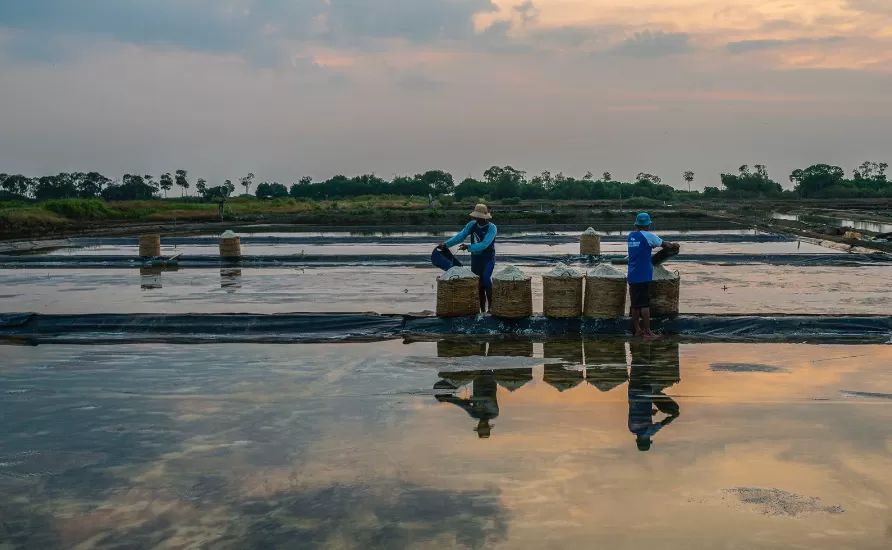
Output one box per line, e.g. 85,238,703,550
582,227,598,236
493,265,530,281
653,264,679,281
221,230,237,238
440,266,478,281
544,263,582,278
587,263,626,279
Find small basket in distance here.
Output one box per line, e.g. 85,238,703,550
580,230,601,256
219,237,242,258
139,235,161,258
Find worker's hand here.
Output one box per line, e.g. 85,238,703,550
458,244,469,251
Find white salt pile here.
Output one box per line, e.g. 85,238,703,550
493,265,530,281
544,263,582,278
221,230,237,238
439,266,478,281
653,264,679,281
582,227,598,236
587,263,626,279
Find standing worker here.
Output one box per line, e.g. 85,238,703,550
439,204,497,313
627,213,679,337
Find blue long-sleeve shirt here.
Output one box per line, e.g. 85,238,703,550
445,221,497,255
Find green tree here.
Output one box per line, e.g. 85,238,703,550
683,171,694,192
80,172,110,198
159,173,174,197
602,172,612,182
175,170,189,196
484,165,525,200
789,164,845,198
196,178,208,197
256,182,289,199
240,172,255,195
636,173,662,185
143,175,157,195
416,170,454,195
224,179,235,196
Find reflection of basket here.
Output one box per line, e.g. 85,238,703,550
580,234,601,256
436,278,479,317
584,273,627,318
584,339,627,367
492,279,533,319
437,340,487,357
543,276,583,318
488,340,534,357
139,235,161,258
651,272,681,318
544,340,584,363
219,237,241,258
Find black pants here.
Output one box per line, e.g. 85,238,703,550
629,282,650,309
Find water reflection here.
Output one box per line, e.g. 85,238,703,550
433,338,682,450
220,268,242,292
628,340,681,452
139,267,163,290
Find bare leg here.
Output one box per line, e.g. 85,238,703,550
631,307,642,336
484,287,493,313
641,307,656,338
479,286,487,313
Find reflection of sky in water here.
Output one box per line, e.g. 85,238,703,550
2,341,892,548
0,264,889,315
772,213,892,234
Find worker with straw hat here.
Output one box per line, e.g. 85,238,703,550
437,204,498,313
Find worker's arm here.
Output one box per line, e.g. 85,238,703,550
467,224,497,253
443,222,473,249
644,231,679,249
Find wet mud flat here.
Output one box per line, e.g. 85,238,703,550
3,340,892,549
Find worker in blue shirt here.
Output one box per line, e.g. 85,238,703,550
628,213,679,337
438,204,497,312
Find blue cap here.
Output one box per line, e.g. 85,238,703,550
635,212,653,227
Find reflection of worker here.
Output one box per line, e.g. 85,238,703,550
438,204,497,313
436,372,499,438
627,213,680,338
628,340,681,451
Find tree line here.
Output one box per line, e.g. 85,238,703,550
2,161,890,203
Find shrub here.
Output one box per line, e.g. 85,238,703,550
40,198,117,220
624,197,663,209
501,197,521,206
439,195,455,207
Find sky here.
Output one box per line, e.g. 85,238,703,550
0,0,891,190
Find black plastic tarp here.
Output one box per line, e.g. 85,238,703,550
1,312,889,344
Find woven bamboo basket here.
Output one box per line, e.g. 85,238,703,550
219,237,241,258
544,340,584,363
139,235,161,257
436,277,479,317
542,276,584,318
584,339,627,367
491,278,533,319
584,273,627,318
488,340,534,357
580,233,601,256
437,340,487,357
651,271,681,318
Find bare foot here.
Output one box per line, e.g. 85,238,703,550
633,331,643,337
643,332,659,340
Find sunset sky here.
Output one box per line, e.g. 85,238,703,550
1,0,890,189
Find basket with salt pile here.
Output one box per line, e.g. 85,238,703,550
580,227,601,256
436,266,480,317
491,265,533,319
219,230,241,259
650,264,680,318
542,263,584,318
139,235,161,258
487,340,534,357
584,263,627,318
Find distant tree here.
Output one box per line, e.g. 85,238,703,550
143,175,158,195
224,179,235,196
175,170,189,196
738,165,750,176
240,172,255,195
104,174,155,201
484,165,525,200
299,176,313,185
789,164,846,198
636,173,662,185
256,182,289,199
195,178,207,197
454,177,491,201
753,165,768,179
1,174,32,197
32,173,78,201
159,173,174,197
80,172,110,198
583,171,594,181
683,171,694,192
416,170,454,195
602,172,612,182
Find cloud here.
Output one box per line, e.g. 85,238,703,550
727,36,847,54
609,31,693,58
0,0,499,64
513,1,540,26
846,0,892,15
390,67,445,91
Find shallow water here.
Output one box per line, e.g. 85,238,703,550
2,340,892,549
772,213,892,234
0,264,889,315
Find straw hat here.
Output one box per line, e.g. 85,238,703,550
470,204,492,219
